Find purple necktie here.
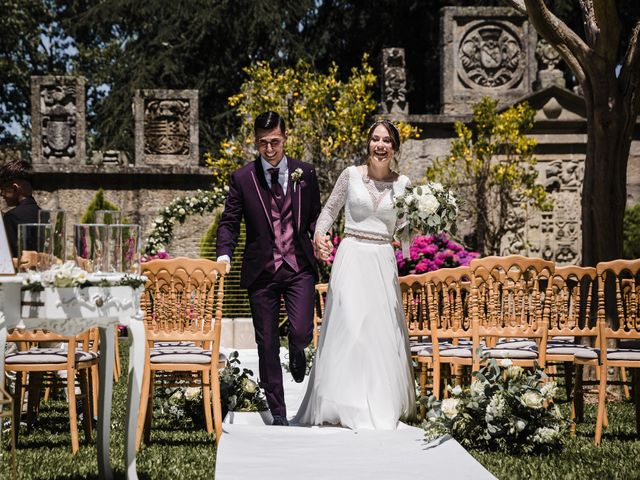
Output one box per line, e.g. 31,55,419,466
268,167,284,210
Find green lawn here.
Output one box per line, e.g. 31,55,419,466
1,343,639,479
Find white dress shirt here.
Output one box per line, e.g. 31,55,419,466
216,156,289,264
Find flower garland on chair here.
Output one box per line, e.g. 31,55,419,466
144,187,228,255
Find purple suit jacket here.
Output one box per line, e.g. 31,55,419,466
216,156,321,288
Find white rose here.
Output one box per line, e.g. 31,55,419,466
515,419,526,432
178,208,186,215
441,398,461,419
540,382,558,400
520,390,544,409
506,365,524,380
414,185,432,196
430,182,444,193
242,377,258,394
470,380,487,398
418,193,440,216
499,358,513,367
450,385,463,396
184,387,201,401
404,193,415,206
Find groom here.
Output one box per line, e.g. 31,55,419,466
216,111,321,425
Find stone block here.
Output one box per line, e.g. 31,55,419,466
134,89,199,166
233,318,257,349
31,76,86,165
440,6,537,114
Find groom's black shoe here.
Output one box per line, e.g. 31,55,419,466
272,415,289,426
289,345,306,383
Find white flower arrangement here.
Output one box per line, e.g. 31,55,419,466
144,188,227,255
421,359,568,453
291,167,303,183
21,261,146,292
393,182,459,243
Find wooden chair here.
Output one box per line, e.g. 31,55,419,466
399,273,433,412
469,255,554,371
5,329,97,454
545,266,600,431
421,266,474,401
313,283,328,348
589,259,640,444
0,385,17,480
136,258,227,449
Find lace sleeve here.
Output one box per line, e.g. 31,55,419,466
314,167,350,238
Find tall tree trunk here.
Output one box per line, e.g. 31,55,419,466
581,78,635,266
476,176,488,256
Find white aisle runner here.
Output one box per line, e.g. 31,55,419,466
214,349,495,480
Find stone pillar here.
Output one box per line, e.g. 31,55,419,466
440,7,537,114
133,89,199,166
31,76,86,165
536,39,566,89
381,48,409,117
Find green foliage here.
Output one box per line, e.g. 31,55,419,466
79,188,120,223
623,204,640,259
422,359,567,454
426,97,551,256
208,57,419,198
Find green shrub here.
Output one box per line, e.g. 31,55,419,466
80,188,120,223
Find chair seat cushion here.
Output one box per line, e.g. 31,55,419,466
547,344,598,359
439,347,473,358
410,342,432,354
605,349,640,361
483,348,538,359
150,347,226,365
154,341,197,348
6,348,98,364
495,339,537,349
548,336,576,344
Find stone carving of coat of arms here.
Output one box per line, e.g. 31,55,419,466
458,24,524,89
143,99,190,155
40,85,77,158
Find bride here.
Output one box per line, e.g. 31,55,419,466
294,120,416,430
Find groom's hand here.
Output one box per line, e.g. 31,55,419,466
216,255,231,273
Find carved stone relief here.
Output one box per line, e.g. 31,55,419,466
31,76,86,165
520,159,584,265
536,39,566,89
440,7,537,115
134,89,199,166
381,48,408,116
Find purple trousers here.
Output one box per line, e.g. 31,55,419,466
248,263,315,417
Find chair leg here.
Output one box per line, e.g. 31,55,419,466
26,372,43,430
563,362,574,400
91,363,99,415
12,372,22,447
202,370,214,435
113,327,121,383
143,371,155,445
620,367,631,401
594,363,607,445
211,366,223,445
419,362,428,419
66,369,80,454
79,368,93,443
633,368,640,439
136,366,151,450
432,361,441,400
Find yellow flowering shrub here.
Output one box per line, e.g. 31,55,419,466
205,56,418,196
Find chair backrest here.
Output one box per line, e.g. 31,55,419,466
595,259,640,340
399,273,432,339
423,266,473,342
549,266,598,339
313,283,328,347
469,255,554,340
141,258,227,346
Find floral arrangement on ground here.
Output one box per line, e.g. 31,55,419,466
282,344,316,377
421,359,568,453
154,350,267,425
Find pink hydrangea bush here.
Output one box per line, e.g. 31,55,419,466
394,234,479,276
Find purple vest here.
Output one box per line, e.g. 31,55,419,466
269,184,306,272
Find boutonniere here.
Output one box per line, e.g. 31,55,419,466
291,168,303,191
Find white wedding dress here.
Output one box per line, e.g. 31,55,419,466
294,165,416,430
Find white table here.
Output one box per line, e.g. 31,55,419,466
0,275,145,480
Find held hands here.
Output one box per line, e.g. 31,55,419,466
314,233,333,261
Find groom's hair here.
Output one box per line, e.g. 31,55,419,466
254,111,286,135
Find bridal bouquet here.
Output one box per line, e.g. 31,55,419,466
421,359,568,453
393,182,458,254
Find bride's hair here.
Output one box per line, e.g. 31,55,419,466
364,119,401,167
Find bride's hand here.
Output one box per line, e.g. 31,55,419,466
314,234,332,261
